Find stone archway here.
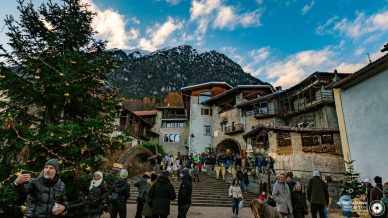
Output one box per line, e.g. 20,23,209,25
216,138,241,156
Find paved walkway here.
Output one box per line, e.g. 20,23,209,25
126,204,252,218
126,204,344,218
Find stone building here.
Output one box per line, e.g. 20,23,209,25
202,85,274,158
181,82,232,154
333,52,388,181
239,72,350,178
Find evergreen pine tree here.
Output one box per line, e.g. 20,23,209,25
0,0,123,212
342,160,364,198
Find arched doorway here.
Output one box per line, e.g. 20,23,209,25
216,139,241,156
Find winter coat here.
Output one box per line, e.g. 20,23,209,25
134,177,149,202
307,176,329,205
337,194,352,213
236,170,243,181
243,172,249,185
148,175,176,216
272,181,293,214
14,176,67,218
291,191,307,214
370,184,384,201
229,185,243,199
178,175,192,205
111,179,130,205
86,181,109,215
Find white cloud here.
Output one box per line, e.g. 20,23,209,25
301,1,314,15
249,47,270,63
190,0,221,20
214,6,236,29
139,17,184,51
240,10,262,27
318,10,388,39
130,17,141,25
81,0,140,49
190,0,262,33
336,62,364,73
262,48,334,87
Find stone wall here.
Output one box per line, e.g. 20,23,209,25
267,131,345,180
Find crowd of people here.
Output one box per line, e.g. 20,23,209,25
12,155,388,218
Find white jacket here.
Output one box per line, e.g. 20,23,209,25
229,185,243,199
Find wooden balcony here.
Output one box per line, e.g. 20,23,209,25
161,114,187,120
225,123,244,135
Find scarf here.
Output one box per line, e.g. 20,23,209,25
89,171,103,190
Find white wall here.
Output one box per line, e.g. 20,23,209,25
189,96,212,154
341,69,388,181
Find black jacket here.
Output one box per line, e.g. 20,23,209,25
307,176,329,205
14,176,67,218
291,191,308,213
149,175,176,216
86,181,109,215
178,175,192,205
111,179,130,205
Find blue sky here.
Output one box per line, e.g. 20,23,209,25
1,0,388,87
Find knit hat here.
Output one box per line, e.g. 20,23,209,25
313,169,320,177
374,176,382,184
119,169,128,179
45,159,60,173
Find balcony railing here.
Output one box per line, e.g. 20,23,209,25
225,123,244,135
162,114,187,120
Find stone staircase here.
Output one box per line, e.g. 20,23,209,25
128,173,258,207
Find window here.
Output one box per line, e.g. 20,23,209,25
204,125,211,136
257,102,269,114
277,131,291,147
198,91,212,104
163,133,180,143
201,108,212,116
321,134,334,144
302,133,321,147
161,121,185,128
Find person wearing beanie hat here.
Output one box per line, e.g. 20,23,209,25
111,168,130,218
370,176,384,206
307,169,329,218
13,158,67,217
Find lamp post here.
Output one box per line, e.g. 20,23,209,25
188,134,194,155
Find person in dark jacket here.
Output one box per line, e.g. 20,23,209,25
236,168,244,192
148,171,176,218
13,158,67,218
86,171,109,218
286,172,296,191
178,168,192,218
111,169,130,218
307,170,329,218
134,174,151,218
291,182,308,218
243,168,250,193
370,176,384,218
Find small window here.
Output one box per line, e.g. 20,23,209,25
163,133,180,143
204,125,211,136
201,108,211,116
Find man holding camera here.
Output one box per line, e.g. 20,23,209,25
13,158,67,218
